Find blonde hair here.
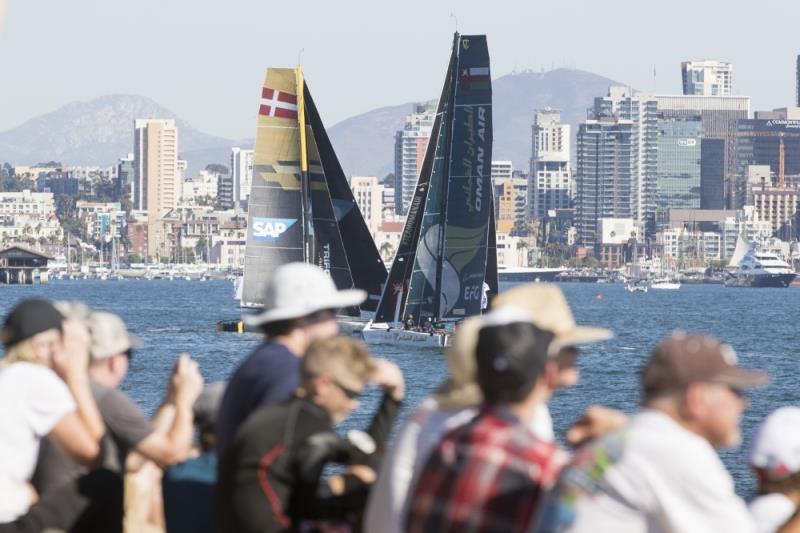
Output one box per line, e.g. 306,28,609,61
301,336,375,386
1,338,46,367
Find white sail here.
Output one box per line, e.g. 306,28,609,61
728,235,751,268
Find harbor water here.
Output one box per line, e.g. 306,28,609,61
3,279,799,498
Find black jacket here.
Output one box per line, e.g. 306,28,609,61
215,393,400,533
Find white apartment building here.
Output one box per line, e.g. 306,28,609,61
349,176,383,238
75,201,126,240
180,171,219,206
210,224,247,270
394,104,435,214
230,147,254,208
496,232,529,268
681,60,733,96
0,190,61,244
530,109,572,219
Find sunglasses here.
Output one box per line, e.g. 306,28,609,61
333,380,361,400
124,348,134,362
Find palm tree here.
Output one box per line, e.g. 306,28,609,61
379,241,394,262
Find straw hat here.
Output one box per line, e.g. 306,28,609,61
490,283,612,356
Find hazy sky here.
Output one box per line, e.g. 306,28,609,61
1,0,797,139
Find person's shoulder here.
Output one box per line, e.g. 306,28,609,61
3,361,59,382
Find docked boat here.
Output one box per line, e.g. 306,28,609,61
625,280,648,293
498,266,567,284
363,32,497,349
224,67,388,333
725,248,796,288
650,278,681,290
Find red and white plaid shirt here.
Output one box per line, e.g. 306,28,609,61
406,406,568,533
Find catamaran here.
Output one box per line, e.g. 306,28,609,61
234,67,386,330
362,33,498,348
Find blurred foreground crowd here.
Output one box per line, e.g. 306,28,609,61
1,262,799,533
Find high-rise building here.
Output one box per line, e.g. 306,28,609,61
701,138,725,209
681,60,733,96
656,116,703,214
656,94,749,207
576,118,635,245
217,172,234,210
133,119,179,258
575,86,658,245
796,55,800,107
530,109,572,220
117,153,134,202
349,176,384,238
394,104,435,215
491,161,513,182
230,147,254,209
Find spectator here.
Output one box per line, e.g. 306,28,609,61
215,336,404,533
216,262,366,456
0,299,116,532
163,382,226,533
365,284,614,533
32,309,204,533
406,306,569,532
749,407,800,533
535,332,773,533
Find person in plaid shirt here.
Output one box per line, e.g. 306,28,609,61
406,305,570,533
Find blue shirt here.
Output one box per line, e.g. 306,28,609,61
163,452,216,533
215,340,300,455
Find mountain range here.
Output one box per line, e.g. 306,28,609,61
0,68,620,177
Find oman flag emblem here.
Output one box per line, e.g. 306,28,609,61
259,87,298,119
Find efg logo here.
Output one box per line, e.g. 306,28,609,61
251,217,297,241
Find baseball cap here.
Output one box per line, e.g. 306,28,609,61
490,284,612,356
642,331,768,397
87,311,143,361
475,305,555,403
749,407,800,480
243,263,366,326
1,299,64,348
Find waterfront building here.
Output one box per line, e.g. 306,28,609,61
133,119,179,259
576,86,658,246
217,172,234,211
0,190,62,245
230,147,254,209
495,232,529,268
374,220,404,263
210,222,247,270
657,228,723,265
744,165,800,238
796,55,800,107
656,116,703,215
75,201,126,240
681,60,733,96
179,171,219,206
656,94,749,207
394,103,435,215
349,176,384,239
701,139,725,209
530,109,572,220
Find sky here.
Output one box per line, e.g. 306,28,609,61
0,0,798,139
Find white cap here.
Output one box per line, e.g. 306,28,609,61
243,262,366,326
749,407,800,479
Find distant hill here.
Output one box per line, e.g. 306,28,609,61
328,68,621,177
0,69,621,178
0,94,247,175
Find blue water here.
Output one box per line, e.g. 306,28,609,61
3,279,799,499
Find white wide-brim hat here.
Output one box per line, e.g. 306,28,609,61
243,262,366,326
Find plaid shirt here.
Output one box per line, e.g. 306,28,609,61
406,407,568,533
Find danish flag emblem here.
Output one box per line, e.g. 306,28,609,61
259,87,298,119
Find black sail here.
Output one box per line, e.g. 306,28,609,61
303,85,387,312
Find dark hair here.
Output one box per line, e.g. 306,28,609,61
475,322,553,405
260,319,296,338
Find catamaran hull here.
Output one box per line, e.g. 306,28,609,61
337,318,368,337
725,273,796,288
362,327,450,348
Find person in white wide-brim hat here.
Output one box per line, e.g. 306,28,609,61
216,262,366,456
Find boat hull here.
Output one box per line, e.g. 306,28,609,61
362,326,450,348
498,268,566,283
725,273,796,288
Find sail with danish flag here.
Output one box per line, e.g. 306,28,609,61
241,68,386,315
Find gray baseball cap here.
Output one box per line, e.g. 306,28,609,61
87,311,143,361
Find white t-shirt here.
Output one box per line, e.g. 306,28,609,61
0,363,75,522
749,493,796,533
535,409,756,533
363,397,554,533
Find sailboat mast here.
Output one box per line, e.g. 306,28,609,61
296,67,313,263
433,33,460,321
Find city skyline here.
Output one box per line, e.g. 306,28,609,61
1,0,799,140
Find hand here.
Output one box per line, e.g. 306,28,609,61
566,405,627,448
52,319,91,383
346,464,376,484
170,354,204,408
370,359,405,402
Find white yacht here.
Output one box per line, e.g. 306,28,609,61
650,278,681,290
726,248,796,288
